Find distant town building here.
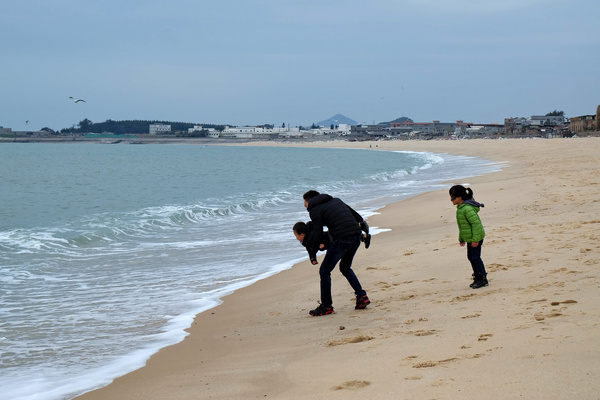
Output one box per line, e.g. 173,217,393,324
149,124,171,135
504,117,529,134
568,106,599,133
530,115,564,127
389,120,460,136
569,115,596,132
188,125,217,135
220,126,279,140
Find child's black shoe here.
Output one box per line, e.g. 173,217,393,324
471,277,489,289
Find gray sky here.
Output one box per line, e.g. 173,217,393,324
1,0,598,131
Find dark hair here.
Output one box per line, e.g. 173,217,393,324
293,221,307,235
303,190,320,201
449,185,473,200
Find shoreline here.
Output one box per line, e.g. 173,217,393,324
2,132,600,146
76,138,600,399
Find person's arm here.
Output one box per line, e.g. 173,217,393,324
465,208,484,244
308,211,324,255
306,247,319,264
347,205,364,223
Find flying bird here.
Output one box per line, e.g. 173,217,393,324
25,120,29,124
69,96,86,103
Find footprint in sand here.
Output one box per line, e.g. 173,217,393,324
534,312,563,321
407,330,438,336
326,335,374,347
485,263,507,272
451,293,478,302
413,352,487,369
478,333,493,341
534,300,577,320
413,358,459,368
550,299,578,306
332,380,371,390
431,378,455,387
376,281,393,289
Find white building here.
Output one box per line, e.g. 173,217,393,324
530,115,564,126
188,125,217,135
149,124,171,135
188,125,203,133
222,126,256,134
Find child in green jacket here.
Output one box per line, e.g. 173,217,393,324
449,185,488,289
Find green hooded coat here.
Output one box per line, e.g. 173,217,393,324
456,200,485,243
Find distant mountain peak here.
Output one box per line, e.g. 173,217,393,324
314,114,357,127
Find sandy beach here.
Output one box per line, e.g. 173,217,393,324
76,137,600,400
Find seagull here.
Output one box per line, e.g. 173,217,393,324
69,96,86,103
25,120,29,125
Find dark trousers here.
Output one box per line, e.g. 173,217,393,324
319,234,365,307
467,239,487,277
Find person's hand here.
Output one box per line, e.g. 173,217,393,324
471,242,479,248
460,242,466,247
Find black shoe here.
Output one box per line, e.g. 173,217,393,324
470,273,482,288
363,233,371,249
359,221,369,234
471,278,489,289
309,304,334,316
469,274,477,288
355,295,371,310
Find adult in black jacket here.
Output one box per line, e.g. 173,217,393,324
303,190,370,316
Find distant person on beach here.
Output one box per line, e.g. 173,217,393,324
293,221,371,265
449,185,488,289
302,190,371,316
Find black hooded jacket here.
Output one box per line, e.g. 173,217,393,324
301,221,331,263
306,194,363,254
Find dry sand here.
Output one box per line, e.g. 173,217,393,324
76,137,600,400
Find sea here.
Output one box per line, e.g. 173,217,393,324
0,142,502,400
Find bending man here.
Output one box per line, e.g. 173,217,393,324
303,190,370,316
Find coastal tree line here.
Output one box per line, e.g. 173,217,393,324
51,119,229,136
38,116,417,136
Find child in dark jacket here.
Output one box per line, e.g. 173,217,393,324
293,221,331,265
293,221,371,265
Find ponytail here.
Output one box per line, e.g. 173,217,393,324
449,185,473,200
465,187,474,200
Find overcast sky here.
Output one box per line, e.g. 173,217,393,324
1,0,598,131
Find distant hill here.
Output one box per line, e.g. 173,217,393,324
313,114,358,127
378,116,413,127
